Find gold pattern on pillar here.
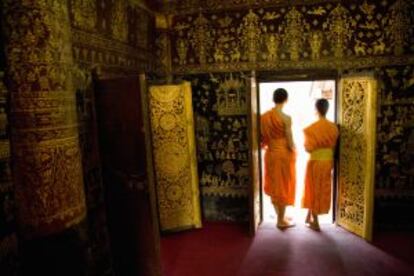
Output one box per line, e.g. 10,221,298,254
324,4,352,59
148,83,202,231
190,13,211,65
239,10,261,63
70,0,97,31
112,0,128,42
3,0,86,238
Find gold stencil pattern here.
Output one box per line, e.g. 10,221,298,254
3,0,86,238
338,76,377,240
170,1,414,74
149,83,201,231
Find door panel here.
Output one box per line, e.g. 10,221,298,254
337,75,377,241
148,82,202,231
94,76,161,276
248,71,262,235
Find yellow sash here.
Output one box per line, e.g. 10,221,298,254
310,148,333,160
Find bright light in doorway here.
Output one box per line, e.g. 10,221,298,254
259,80,336,225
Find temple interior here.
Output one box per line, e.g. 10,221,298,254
0,0,413,275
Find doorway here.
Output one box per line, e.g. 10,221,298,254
258,80,336,225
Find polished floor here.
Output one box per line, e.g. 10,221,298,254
161,222,414,276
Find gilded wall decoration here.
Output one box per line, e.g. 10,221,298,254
170,0,414,74
239,10,262,63
324,4,352,58
283,7,309,61
185,73,249,221
71,1,156,75
189,13,211,64
148,83,202,231
112,0,128,42
70,0,97,31
386,0,411,56
374,65,414,229
216,74,247,116
3,0,86,238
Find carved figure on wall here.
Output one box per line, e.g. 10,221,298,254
239,10,261,63
309,31,323,60
386,0,410,56
216,74,246,116
214,47,224,63
373,37,386,55
230,48,241,62
283,7,308,61
189,13,211,64
264,34,280,61
324,4,352,58
354,39,368,56
176,39,188,65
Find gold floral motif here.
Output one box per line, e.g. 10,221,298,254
324,4,352,58
3,0,86,238
283,7,308,61
239,10,261,63
189,13,211,64
338,76,377,241
148,83,201,231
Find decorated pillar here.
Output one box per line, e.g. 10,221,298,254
2,0,86,238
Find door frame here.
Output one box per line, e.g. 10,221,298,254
251,69,340,226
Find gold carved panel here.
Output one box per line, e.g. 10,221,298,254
148,82,202,231
337,75,377,241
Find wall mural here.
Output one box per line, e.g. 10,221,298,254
374,65,414,229
70,0,156,75
171,0,414,74
184,73,250,221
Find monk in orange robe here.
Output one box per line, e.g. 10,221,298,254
261,88,296,229
302,99,339,231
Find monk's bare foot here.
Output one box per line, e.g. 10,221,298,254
305,212,311,224
306,222,320,231
277,219,296,229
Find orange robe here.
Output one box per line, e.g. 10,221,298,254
302,118,339,215
261,109,296,206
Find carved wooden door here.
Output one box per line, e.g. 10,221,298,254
248,72,262,235
148,82,202,232
94,76,161,276
337,75,378,241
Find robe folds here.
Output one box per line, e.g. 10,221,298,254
302,118,339,215
261,109,296,206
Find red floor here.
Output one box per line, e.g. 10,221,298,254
161,222,414,276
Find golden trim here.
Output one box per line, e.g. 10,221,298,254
183,81,202,229
173,55,414,75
